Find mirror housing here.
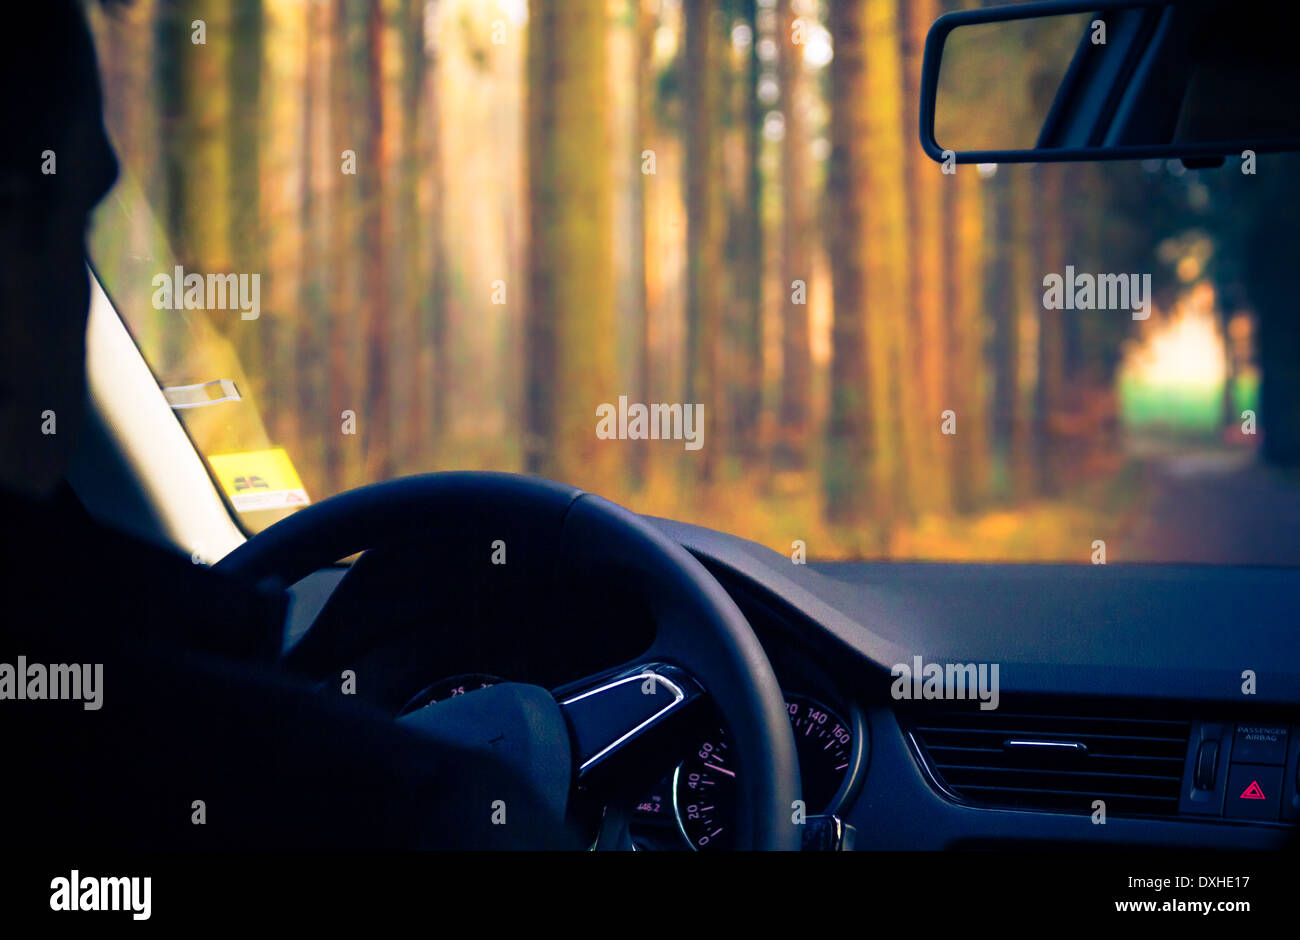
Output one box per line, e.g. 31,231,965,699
920,0,1300,165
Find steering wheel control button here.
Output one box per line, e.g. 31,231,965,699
1224,764,1282,821
1232,724,1289,765
559,668,698,775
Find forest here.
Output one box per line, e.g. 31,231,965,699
84,0,1300,563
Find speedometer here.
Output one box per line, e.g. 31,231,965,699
673,732,736,849
786,694,854,809
672,693,853,851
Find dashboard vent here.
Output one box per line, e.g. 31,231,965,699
904,709,1192,817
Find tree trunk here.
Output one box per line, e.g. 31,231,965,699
733,0,764,460
948,166,990,510
157,0,233,332
524,0,616,488
327,0,361,492
396,0,426,472
776,0,811,470
826,0,894,536
422,1,451,456
1034,166,1066,496
1246,174,1300,465
630,0,657,485
988,171,1018,496
296,0,331,494
901,0,950,513
359,0,392,481
682,0,725,483
229,0,264,384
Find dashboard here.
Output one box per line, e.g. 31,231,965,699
284,515,1300,851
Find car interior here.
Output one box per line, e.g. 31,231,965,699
8,0,1298,888
48,0,1299,859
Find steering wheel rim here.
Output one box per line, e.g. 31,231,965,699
216,471,802,851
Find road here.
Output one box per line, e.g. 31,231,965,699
1123,442,1300,565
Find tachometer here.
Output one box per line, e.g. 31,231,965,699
672,693,853,851
398,672,505,714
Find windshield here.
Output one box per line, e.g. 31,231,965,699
86,0,1300,564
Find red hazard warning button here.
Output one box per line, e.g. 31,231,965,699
1225,764,1282,821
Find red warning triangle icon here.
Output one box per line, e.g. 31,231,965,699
1239,780,1266,800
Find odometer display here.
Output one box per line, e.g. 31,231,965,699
673,693,853,851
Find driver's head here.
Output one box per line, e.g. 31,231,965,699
0,1,119,500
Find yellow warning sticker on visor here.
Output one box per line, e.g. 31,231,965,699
207,448,310,512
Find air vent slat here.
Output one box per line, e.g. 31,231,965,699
926,744,1184,763
913,726,1187,744
933,763,1181,782
958,784,1179,801
970,712,1189,727
903,707,1192,818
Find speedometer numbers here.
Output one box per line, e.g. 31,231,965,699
673,694,853,851
786,694,854,810
674,736,737,849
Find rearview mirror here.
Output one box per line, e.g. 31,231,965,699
920,0,1300,165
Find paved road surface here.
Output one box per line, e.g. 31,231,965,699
1124,445,1300,565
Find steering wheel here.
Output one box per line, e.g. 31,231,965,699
216,471,801,850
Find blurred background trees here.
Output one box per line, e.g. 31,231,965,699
87,0,1300,562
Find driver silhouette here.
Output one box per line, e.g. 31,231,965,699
0,1,576,851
